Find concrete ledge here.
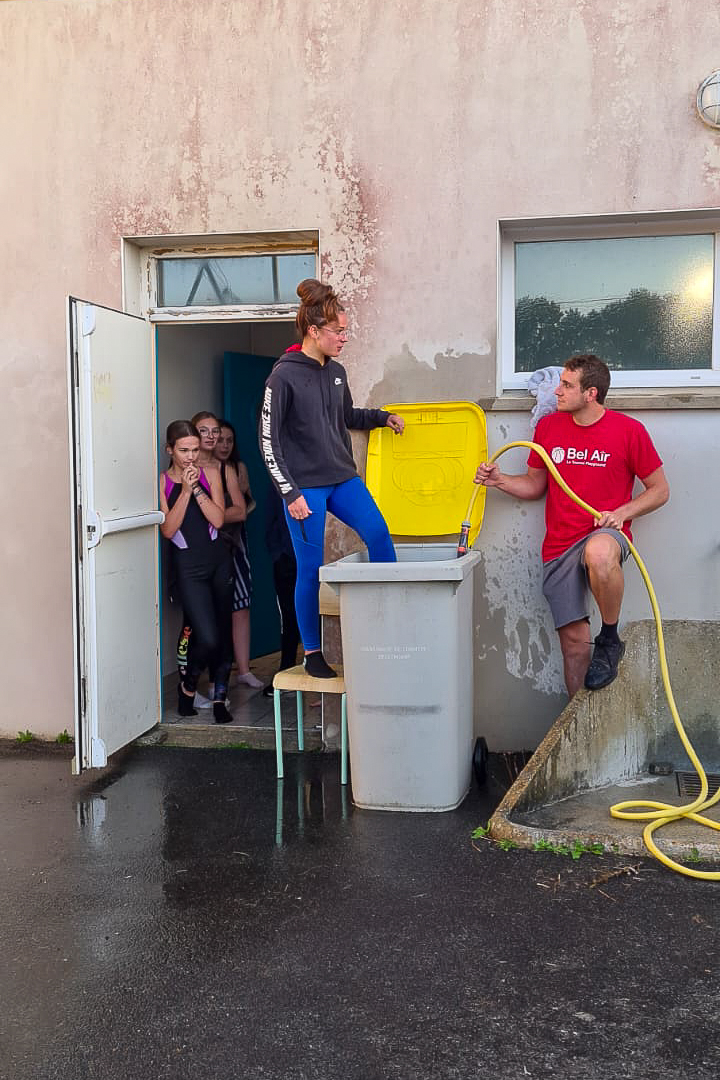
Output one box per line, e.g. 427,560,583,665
489,620,720,861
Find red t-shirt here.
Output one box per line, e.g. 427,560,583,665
527,409,663,562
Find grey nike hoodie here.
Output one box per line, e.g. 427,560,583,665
259,349,391,503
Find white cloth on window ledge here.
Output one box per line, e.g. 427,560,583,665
528,366,563,426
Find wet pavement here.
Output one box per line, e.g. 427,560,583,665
1,746,720,1080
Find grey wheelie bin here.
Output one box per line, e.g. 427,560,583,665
320,544,480,812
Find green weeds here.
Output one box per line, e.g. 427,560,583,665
16,730,34,743
470,824,517,851
533,838,605,860
472,825,605,858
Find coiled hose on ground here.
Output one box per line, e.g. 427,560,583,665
463,440,720,880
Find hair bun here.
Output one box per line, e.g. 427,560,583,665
297,278,335,306
295,278,344,338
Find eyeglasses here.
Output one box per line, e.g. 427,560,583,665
320,326,350,338
197,427,220,437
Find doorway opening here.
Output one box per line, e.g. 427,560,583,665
156,319,297,730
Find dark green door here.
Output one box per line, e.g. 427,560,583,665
223,352,279,659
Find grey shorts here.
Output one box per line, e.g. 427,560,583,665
542,529,631,630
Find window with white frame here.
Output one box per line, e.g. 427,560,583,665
131,231,319,323
499,212,720,389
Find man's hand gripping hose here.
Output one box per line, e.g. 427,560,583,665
461,440,720,880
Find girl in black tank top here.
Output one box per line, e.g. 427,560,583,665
159,420,235,724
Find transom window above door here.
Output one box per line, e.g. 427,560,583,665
122,230,319,323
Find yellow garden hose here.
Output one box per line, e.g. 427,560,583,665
469,440,720,880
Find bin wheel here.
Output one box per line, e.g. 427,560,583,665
473,737,488,787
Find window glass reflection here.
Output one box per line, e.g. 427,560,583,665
158,253,316,307
514,235,714,372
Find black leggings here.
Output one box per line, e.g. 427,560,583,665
174,548,234,699
273,553,300,671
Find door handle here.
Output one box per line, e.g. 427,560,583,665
86,510,165,549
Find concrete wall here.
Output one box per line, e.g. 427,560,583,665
2,0,720,740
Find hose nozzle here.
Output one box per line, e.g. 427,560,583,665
456,521,471,558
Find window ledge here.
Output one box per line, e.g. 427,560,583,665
479,389,720,412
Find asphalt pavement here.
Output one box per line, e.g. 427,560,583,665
0,743,718,1080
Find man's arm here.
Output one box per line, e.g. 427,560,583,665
594,466,669,531
474,462,548,501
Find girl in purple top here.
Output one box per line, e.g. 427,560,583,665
159,420,234,723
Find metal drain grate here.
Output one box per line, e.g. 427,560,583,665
676,772,720,798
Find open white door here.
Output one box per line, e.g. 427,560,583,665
67,299,163,772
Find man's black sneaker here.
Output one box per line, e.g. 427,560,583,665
584,636,626,691
304,652,337,679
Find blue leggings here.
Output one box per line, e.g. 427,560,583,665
284,476,396,650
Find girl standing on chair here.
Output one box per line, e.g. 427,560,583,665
259,278,404,678
160,420,234,724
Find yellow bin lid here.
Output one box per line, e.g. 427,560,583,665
366,401,488,542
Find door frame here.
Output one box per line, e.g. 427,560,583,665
122,231,318,720
153,323,294,697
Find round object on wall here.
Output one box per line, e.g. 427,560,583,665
697,71,720,129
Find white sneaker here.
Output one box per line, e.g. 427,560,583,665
237,671,263,689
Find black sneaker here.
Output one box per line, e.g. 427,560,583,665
584,636,626,691
213,702,233,724
177,685,197,717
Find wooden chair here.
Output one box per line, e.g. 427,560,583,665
272,665,347,784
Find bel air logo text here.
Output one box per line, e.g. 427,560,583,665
566,448,610,463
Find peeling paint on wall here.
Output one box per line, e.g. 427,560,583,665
476,539,563,696
369,345,493,409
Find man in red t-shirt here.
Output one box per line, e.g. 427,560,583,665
475,355,669,696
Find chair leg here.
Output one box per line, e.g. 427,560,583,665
340,692,348,786
273,689,284,779
296,690,304,751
